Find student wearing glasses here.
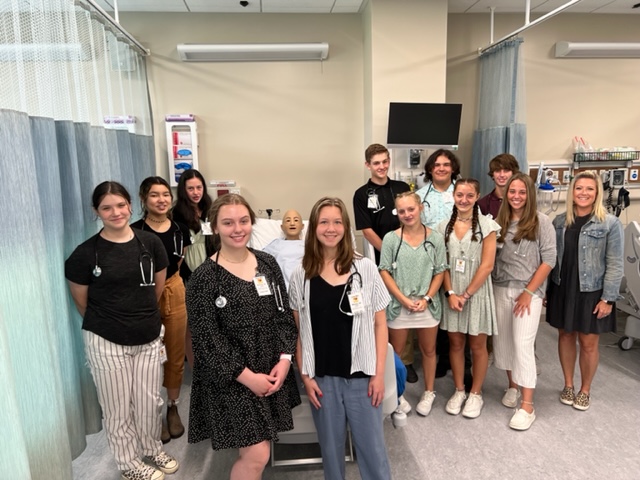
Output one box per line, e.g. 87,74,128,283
492,173,556,431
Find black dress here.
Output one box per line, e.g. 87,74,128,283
547,215,616,334
186,249,301,450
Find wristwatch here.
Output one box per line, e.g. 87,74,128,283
444,290,455,298
601,299,613,305
423,295,433,305
280,353,293,363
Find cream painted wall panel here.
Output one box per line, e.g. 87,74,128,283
366,0,449,144
447,13,640,224
120,13,364,220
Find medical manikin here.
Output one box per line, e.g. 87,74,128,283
263,209,305,288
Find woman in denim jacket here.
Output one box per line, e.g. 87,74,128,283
546,171,623,411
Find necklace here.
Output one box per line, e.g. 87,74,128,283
457,216,472,223
220,250,249,264
146,216,168,224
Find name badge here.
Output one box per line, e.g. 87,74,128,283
201,221,213,235
253,275,272,296
455,258,466,273
348,293,365,313
159,344,168,364
367,194,379,210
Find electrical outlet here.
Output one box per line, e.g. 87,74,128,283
562,171,571,184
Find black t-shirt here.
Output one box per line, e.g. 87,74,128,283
353,178,410,263
65,230,169,346
309,276,367,379
131,219,191,278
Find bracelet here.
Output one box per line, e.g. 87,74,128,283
463,290,472,299
523,288,534,296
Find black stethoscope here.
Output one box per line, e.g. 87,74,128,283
139,219,184,258
92,230,156,287
339,265,363,317
367,183,397,214
213,251,285,312
392,225,436,270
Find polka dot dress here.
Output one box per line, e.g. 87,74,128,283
186,250,301,450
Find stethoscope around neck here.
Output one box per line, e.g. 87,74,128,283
140,218,184,259
392,225,436,271
92,229,156,286
213,250,285,312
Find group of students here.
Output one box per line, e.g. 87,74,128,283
65,141,623,480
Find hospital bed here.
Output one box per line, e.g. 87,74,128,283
249,218,397,466
617,221,640,350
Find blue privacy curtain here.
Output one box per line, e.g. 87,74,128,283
471,38,527,195
0,1,155,478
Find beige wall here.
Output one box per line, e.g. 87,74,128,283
121,4,449,244
447,13,640,223
122,13,365,220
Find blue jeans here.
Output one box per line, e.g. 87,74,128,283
311,376,391,480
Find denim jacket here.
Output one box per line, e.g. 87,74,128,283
551,212,623,301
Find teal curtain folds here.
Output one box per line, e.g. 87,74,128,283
0,1,155,478
472,38,527,195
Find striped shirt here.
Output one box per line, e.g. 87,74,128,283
289,256,390,378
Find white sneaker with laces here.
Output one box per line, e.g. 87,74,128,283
397,395,412,414
502,387,520,408
462,393,484,419
416,391,436,417
445,390,467,415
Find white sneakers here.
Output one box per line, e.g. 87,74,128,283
509,408,536,430
462,393,484,419
416,391,436,416
445,390,484,418
397,395,412,415
445,390,467,415
502,387,521,408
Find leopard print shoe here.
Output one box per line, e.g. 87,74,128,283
121,464,164,480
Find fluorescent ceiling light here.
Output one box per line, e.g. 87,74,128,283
555,41,640,58
177,43,329,62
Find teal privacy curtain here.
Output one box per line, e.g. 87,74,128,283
0,1,155,478
471,38,527,195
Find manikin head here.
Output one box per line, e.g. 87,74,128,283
281,209,303,240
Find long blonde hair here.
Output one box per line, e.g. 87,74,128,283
565,170,606,226
496,173,539,243
302,197,356,279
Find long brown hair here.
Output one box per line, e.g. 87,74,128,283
496,173,539,243
302,197,356,279
208,193,256,251
444,178,481,244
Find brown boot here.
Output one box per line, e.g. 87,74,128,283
161,419,171,444
167,401,185,439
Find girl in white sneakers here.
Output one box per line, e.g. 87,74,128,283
492,173,556,431
437,179,500,419
379,192,447,417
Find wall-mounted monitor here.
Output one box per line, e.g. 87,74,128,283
387,102,462,148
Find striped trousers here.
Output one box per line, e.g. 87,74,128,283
493,286,543,389
83,331,163,471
